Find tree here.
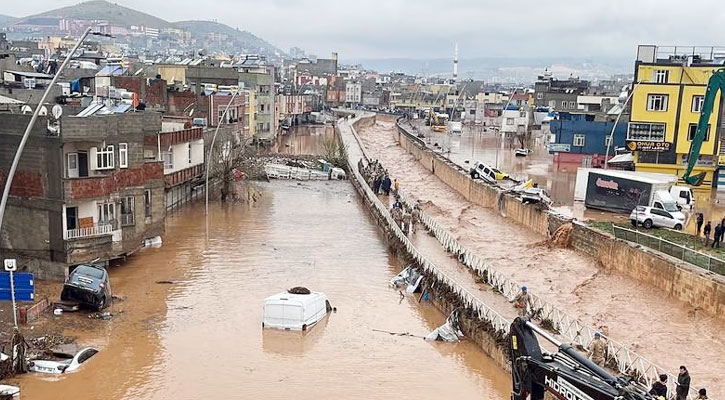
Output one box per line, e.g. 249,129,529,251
208,127,249,202
322,138,349,172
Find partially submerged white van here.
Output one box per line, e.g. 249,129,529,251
262,290,332,331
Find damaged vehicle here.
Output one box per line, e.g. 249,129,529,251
28,347,98,374
389,266,423,293
60,264,112,310
262,287,333,331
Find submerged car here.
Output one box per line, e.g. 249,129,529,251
60,264,112,310
469,161,508,183
262,288,332,331
28,347,98,374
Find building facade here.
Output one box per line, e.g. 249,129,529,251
548,112,627,166
630,45,724,190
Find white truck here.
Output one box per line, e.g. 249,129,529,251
448,121,463,135
574,168,693,215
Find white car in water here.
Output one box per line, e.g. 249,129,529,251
28,347,98,374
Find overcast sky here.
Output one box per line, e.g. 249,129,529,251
4,0,725,60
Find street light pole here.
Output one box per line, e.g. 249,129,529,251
205,89,241,215
0,27,97,241
604,81,640,169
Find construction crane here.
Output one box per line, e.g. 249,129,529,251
509,317,653,400
683,68,725,185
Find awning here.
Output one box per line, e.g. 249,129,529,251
0,94,24,104
608,153,634,164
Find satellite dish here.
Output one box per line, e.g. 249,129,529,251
21,105,32,114
52,104,63,119
38,106,48,116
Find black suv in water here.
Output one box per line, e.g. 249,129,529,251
60,264,112,310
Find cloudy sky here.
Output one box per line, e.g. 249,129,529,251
4,0,725,60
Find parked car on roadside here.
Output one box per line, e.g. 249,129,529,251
629,206,685,230
28,347,98,374
60,264,112,310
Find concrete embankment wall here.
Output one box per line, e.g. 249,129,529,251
394,123,725,318
339,114,511,372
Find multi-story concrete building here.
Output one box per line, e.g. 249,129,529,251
345,82,362,107
629,45,725,190
534,71,590,111
154,119,206,211
0,112,166,279
238,58,275,142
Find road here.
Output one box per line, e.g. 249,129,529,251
13,181,510,400
358,118,725,396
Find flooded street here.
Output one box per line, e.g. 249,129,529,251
15,181,509,400
359,119,725,394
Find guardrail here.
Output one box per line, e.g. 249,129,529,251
613,225,725,276
65,223,113,240
339,114,512,341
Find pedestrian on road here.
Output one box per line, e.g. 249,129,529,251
720,219,725,243
676,366,690,400
696,388,710,400
411,205,421,234
382,175,392,196
650,374,668,399
391,206,403,229
402,212,412,235
510,286,531,317
373,175,382,194
704,221,712,246
392,197,402,210
713,223,722,248
393,179,400,196
587,332,606,366
696,213,704,236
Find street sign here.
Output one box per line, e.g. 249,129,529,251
3,259,16,272
0,272,34,302
548,143,571,153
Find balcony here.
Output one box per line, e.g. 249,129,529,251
65,223,113,240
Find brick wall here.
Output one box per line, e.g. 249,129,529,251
66,162,163,200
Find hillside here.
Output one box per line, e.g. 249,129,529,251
18,0,170,28
8,1,282,56
0,15,17,28
173,20,280,56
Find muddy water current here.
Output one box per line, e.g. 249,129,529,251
16,181,509,400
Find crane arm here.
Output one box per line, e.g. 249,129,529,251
683,68,725,185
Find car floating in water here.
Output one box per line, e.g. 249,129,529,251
28,347,98,374
262,287,332,331
60,264,112,310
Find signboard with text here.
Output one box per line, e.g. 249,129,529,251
626,141,671,152
548,143,571,152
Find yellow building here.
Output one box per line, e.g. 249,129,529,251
156,65,187,86
630,45,723,191
247,89,256,139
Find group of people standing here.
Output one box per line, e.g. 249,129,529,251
390,196,420,236
696,213,725,249
359,159,419,236
648,367,710,400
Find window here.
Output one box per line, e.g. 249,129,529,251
67,153,78,178
573,134,585,147
506,118,514,125
548,100,556,108
536,93,543,100
120,196,135,226
98,202,115,226
163,149,173,170
144,189,152,218
188,143,193,164
653,69,669,84
604,135,612,147
218,107,237,124
687,123,710,141
627,122,667,141
95,145,114,170
561,101,568,109
692,95,704,113
119,143,128,168
646,94,668,111
569,101,576,109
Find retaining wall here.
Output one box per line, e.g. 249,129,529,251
394,122,725,318
340,114,511,372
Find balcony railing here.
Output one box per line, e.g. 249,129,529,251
65,223,113,240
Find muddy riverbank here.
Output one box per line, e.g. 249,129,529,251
11,181,510,400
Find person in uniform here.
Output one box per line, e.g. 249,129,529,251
587,332,606,366
510,286,531,316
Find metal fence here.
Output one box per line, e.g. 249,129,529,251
613,225,725,276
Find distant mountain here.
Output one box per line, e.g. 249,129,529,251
7,1,282,56
0,15,17,28
16,1,170,28
172,20,280,56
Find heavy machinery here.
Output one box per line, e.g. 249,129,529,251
682,68,725,186
509,317,653,400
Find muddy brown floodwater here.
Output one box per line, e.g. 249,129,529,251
359,119,725,395
14,180,510,400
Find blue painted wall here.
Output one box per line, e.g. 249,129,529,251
549,112,627,155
